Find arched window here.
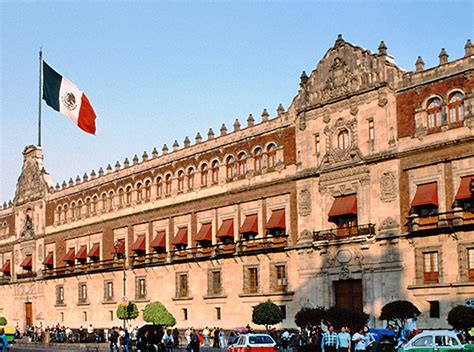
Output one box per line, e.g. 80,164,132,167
57,206,62,223
85,198,91,216
118,189,124,207
70,202,76,220
254,148,263,173
125,186,132,205
238,152,246,176
448,92,464,124
212,160,219,184
226,156,235,179
101,193,107,211
136,182,143,202
201,164,209,187
63,204,68,221
165,174,172,194
76,200,82,219
177,171,184,192
187,168,195,190
427,97,442,129
267,144,276,168
144,180,151,201
91,196,98,214
337,130,349,149
156,177,163,197
108,191,114,210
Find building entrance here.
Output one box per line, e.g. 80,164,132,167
25,302,32,326
334,279,363,311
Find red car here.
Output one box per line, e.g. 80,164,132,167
228,333,278,352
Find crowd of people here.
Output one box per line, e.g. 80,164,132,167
21,322,102,343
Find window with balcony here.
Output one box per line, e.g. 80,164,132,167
240,214,259,240
411,183,439,228
78,283,88,304
454,176,474,216
254,148,263,173
266,209,286,237
328,194,358,237
172,227,188,251
426,97,443,129
176,272,189,298
448,92,464,125
201,164,208,187
135,277,147,300
423,251,439,284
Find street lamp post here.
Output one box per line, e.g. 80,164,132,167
114,240,127,329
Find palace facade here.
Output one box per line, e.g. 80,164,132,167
1,35,473,330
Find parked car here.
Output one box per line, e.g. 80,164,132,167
399,330,474,352
228,333,277,352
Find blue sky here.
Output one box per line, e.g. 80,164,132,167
0,0,472,202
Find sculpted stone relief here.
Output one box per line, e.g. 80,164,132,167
14,147,48,206
298,188,312,216
319,165,370,195
379,172,397,202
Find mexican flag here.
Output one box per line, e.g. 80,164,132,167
42,61,96,135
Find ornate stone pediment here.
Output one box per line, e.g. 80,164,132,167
296,35,403,111
13,146,50,206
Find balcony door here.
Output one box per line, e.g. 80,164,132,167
334,279,363,311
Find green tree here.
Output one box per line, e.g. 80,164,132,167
143,301,176,326
295,307,326,329
252,300,283,331
325,306,369,330
379,300,421,328
0,317,7,326
116,302,139,322
447,305,474,331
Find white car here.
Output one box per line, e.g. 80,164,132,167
228,333,277,352
400,330,474,352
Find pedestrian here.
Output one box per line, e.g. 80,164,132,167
87,323,94,343
203,326,210,346
163,329,174,352
321,325,338,352
337,327,351,352
109,326,119,352
213,327,219,348
122,329,131,352
190,328,200,352
219,328,226,349
363,326,375,352
185,327,192,345
228,331,237,346
173,327,180,347
281,329,291,351
352,327,366,352
0,328,8,352
136,330,150,352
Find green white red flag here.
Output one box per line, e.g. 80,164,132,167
42,61,96,135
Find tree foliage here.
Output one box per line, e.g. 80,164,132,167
379,300,421,328
0,317,7,326
295,307,326,328
143,301,176,327
447,305,474,331
116,302,139,321
325,306,369,330
252,300,283,331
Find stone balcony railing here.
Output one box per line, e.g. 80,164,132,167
407,209,474,234
313,223,375,241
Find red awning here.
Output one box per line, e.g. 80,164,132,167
64,248,76,262
131,235,146,252
240,214,258,234
76,246,87,260
195,223,212,242
43,252,54,266
20,255,32,268
87,243,100,258
411,182,438,207
265,209,286,229
455,176,474,201
150,231,166,248
328,194,358,217
216,219,234,238
1,260,10,274
171,227,188,245
115,239,125,255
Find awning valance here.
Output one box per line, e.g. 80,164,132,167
216,219,234,238
1,260,10,274
172,227,188,246
240,214,258,234
64,248,76,262
20,255,32,268
455,176,474,201
76,246,87,260
328,194,357,217
195,223,212,242
115,239,125,255
150,231,166,248
131,235,146,252
411,182,438,207
265,209,286,229
43,252,54,266
87,243,100,258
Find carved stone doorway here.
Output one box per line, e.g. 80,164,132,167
25,302,32,326
334,279,363,311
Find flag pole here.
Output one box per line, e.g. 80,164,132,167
38,48,42,147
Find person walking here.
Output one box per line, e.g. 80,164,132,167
122,329,131,352
173,327,180,347
352,327,366,352
162,329,174,352
363,326,375,352
0,328,8,352
321,325,338,352
190,328,200,352
219,328,226,349
185,327,192,346
109,326,119,352
337,327,351,352
203,326,210,346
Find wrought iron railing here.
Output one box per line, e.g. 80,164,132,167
313,223,375,241
407,210,474,233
